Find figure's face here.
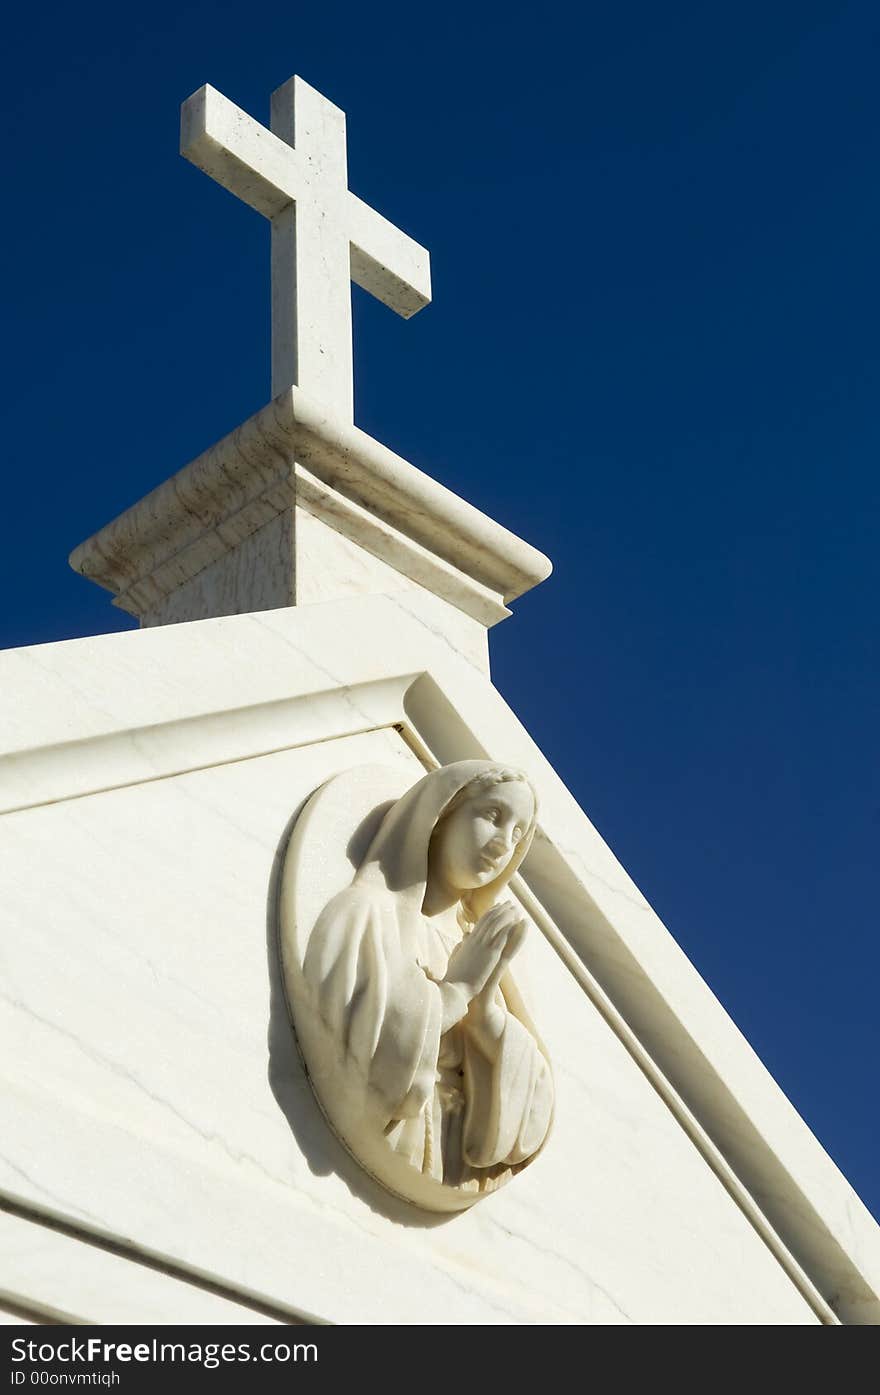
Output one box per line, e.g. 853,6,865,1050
430,781,535,894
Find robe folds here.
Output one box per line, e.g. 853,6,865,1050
303,882,554,1187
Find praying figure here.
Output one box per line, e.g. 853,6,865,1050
297,760,554,1208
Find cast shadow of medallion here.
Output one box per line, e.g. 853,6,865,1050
265,794,451,1228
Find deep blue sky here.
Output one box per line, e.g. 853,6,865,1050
3,3,877,1225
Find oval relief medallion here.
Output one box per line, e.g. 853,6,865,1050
279,761,554,1212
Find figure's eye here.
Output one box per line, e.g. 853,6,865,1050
485,806,501,823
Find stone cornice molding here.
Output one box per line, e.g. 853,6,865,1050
69,388,552,624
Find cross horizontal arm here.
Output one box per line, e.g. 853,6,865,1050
180,85,306,218
348,193,431,318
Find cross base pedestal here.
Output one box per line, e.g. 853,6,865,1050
69,389,552,677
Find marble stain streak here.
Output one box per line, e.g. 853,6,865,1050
4,988,523,1303
2,989,293,1194
485,1212,633,1323
0,1152,102,1226
251,612,394,728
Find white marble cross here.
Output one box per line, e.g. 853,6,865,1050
180,77,432,419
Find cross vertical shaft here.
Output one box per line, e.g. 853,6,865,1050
270,79,353,414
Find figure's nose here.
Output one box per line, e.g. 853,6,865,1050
489,826,516,855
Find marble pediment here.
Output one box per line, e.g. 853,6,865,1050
2,590,878,1321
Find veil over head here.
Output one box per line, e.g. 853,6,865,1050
355,759,538,922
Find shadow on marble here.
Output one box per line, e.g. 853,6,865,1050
264,796,452,1228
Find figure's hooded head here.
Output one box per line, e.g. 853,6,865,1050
356,760,538,924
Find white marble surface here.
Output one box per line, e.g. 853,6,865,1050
0,1210,288,1325
0,728,817,1324
142,513,295,627
181,77,431,413
2,596,876,1321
